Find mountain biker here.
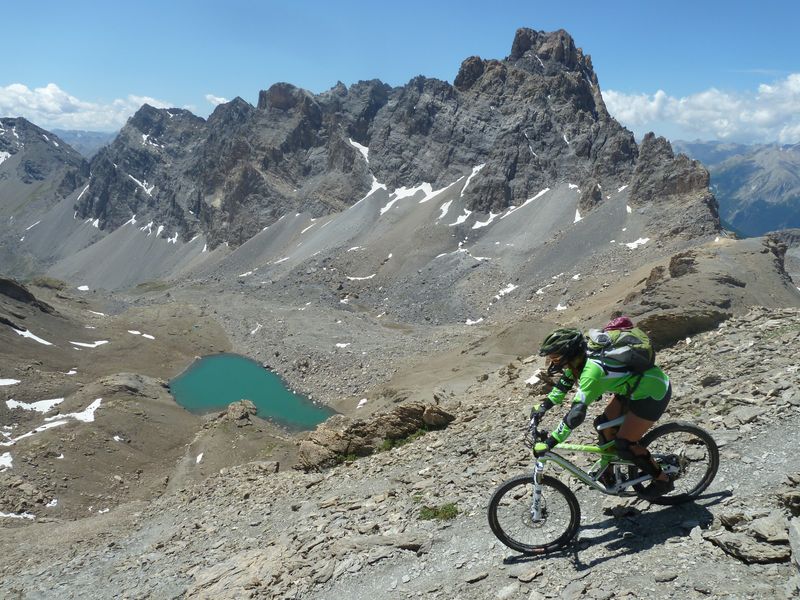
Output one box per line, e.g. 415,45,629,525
530,325,674,498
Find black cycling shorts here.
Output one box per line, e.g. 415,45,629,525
629,383,672,421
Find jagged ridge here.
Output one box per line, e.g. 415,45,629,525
73,28,716,249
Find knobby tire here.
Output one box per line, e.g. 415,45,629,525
634,421,719,505
488,474,580,555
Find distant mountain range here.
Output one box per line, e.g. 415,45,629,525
51,129,116,159
673,140,800,236
1,28,720,288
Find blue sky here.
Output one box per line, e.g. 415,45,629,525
3,0,799,142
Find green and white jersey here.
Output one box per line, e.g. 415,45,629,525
545,359,670,443
547,359,669,407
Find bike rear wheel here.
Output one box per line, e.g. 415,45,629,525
488,474,580,554
633,421,719,505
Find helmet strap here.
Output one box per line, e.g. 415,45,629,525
547,362,564,376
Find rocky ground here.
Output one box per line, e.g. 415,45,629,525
2,306,799,599
97,230,791,417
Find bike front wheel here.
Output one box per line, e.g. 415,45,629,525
634,421,719,505
488,474,580,554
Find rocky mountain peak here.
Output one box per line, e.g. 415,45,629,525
0,116,41,136
629,132,719,237
0,116,87,188
207,97,255,127
1,117,78,156
127,103,165,132
631,132,711,201
0,119,90,277
453,56,485,91
509,28,586,73
455,27,594,91
315,79,390,145
330,80,348,96
127,105,204,137
638,131,675,162
258,82,312,111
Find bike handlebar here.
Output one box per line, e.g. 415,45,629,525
525,417,548,450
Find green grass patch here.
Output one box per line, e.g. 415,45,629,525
772,323,800,338
335,453,359,464
379,427,428,452
419,502,459,521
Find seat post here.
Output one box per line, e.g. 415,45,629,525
596,415,625,431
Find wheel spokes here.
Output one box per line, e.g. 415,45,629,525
491,478,576,551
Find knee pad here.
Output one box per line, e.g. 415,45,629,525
614,437,661,478
563,403,587,429
594,413,612,443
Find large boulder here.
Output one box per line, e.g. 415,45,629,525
705,530,791,564
296,401,455,471
222,400,258,426
705,509,792,564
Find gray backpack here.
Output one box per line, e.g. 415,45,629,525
586,327,655,373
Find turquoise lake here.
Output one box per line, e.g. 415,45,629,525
169,353,334,430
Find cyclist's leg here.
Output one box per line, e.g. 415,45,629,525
615,391,671,482
615,414,669,481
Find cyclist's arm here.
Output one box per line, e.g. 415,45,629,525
546,363,604,445
544,368,576,405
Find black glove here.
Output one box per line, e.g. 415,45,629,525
529,399,554,422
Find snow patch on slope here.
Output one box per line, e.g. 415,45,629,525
501,188,550,220
348,138,369,162
460,164,485,197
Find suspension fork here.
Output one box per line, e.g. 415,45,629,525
531,460,545,521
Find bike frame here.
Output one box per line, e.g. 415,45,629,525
533,444,653,495
530,415,667,498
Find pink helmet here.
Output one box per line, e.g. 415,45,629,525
603,316,634,331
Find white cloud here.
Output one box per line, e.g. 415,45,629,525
603,73,800,143
0,83,172,131
205,94,228,106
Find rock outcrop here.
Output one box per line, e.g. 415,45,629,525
297,401,455,470
0,278,54,314
621,237,799,348
219,399,258,427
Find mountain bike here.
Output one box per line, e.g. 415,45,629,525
487,414,719,554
